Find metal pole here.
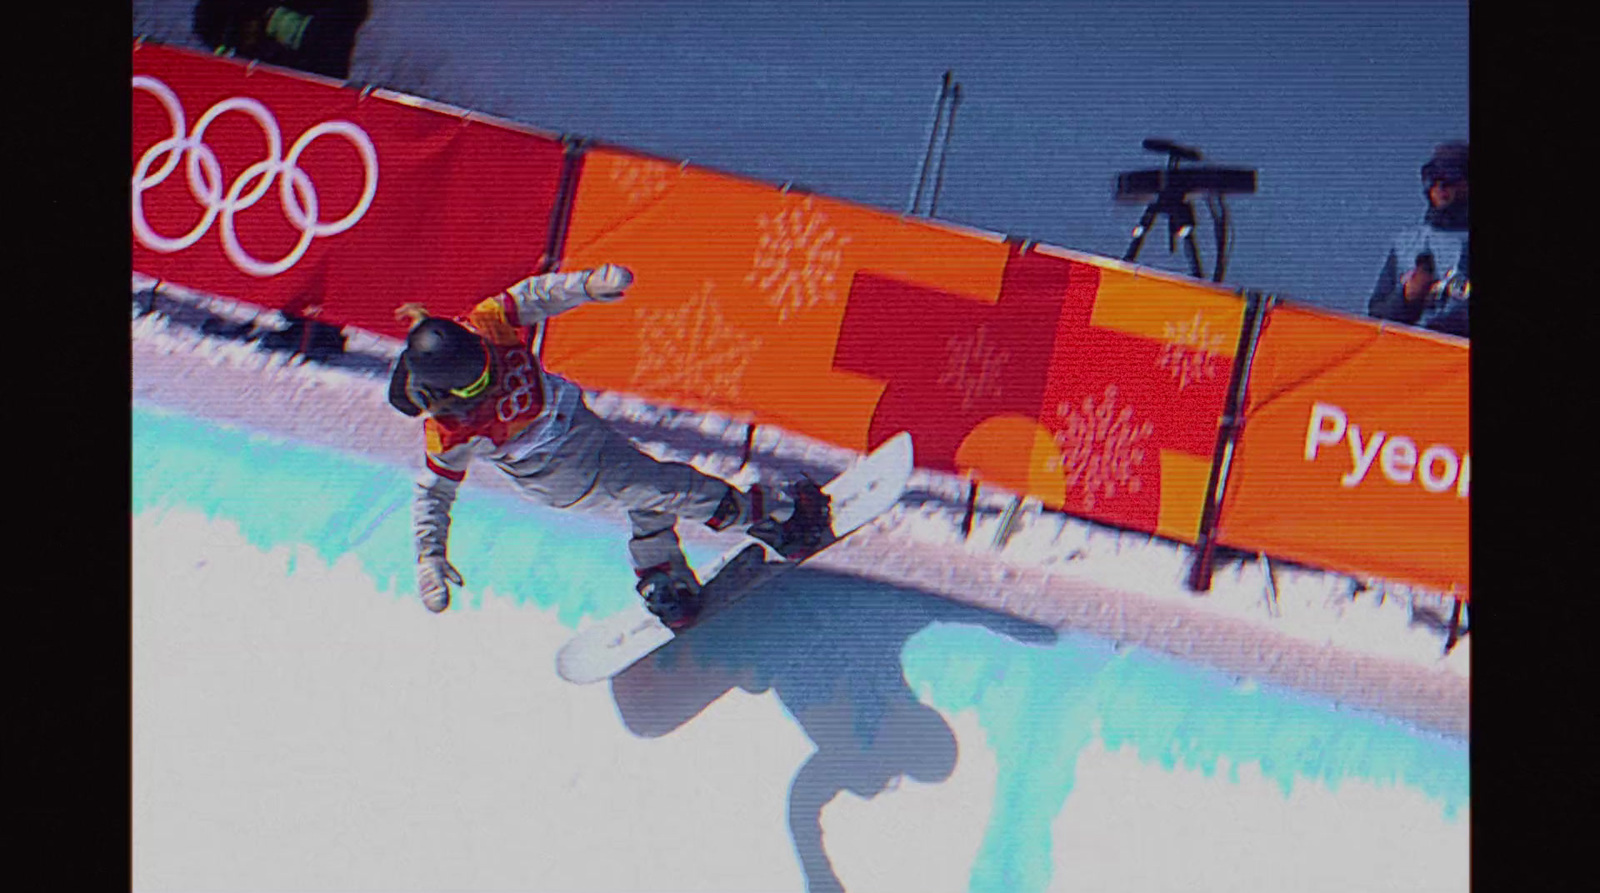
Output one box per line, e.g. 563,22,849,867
928,82,963,218
1443,597,1464,654
1260,553,1280,618
993,495,1029,548
1187,291,1272,592
532,137,589,360
541,137,587,274
960,476,979,539
739,423,757,470
909,71,953,215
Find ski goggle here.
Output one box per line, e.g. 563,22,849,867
448,355,492,399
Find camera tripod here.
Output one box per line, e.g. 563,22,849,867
1123,140,1206,278
1125,191,1206,280
1117,139,1255,283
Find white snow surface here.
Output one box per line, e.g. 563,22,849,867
133,506,1468,893
130,277,1468,740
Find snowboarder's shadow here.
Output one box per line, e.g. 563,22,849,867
610,566,1056,892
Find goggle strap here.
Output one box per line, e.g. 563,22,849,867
449,355,492,399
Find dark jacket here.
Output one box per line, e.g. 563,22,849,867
193,0,370,80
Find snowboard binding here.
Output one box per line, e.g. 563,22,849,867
557,433,913,685
748,477,833,561
636,570,703,630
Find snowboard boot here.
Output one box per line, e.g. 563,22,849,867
636,568,703,630
748,477,833,561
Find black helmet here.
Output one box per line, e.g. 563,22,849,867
387,318,491,416
1421,142,1468,184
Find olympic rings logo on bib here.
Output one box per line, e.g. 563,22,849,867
131,75,379,277
496,348,539,422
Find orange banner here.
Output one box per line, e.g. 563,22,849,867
547,146,1012,451
547,148,1246,542
1216,303,1469,595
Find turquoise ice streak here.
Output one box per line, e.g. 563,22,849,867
901,624,1469,893
131,402,640,625
134,401,1468,893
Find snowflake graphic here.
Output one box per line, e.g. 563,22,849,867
744,196,852,322
1156,311,1226,391
937,325,1011,411
1047,384,1155,511
632,280,761,402
608,156,678,207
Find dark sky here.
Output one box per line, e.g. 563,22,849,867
134,0,1469,316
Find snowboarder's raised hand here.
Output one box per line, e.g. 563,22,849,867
584,263,633,302
394,302,431,327
498,264,634,323
418,555,464,613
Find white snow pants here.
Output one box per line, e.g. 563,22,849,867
503,399,741,583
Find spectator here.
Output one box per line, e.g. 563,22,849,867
1369,142,1470,339
192,0,370,81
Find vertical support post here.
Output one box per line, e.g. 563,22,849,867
1260,553,1280,618
993,495,1028,548
1187,290,1271,592
543,137,588,271
136,279,163,316
738,422,757,470
1443,596,1464,655
960,476,979,540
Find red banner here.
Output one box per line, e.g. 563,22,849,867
131,43,567,341
838,250,1243,541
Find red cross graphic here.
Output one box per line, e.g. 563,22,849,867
835,245,1231,530
834,243,1094,472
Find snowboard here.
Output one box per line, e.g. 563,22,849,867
555,432,914,684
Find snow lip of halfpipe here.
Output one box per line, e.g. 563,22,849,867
130,280,1469,740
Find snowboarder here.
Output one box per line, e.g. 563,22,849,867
387,264,831,627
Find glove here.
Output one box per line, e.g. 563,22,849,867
418,556,464,613
584,264,633,302
393,302,431,327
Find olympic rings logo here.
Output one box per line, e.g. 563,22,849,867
497,348,539,422
131,74,379,277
